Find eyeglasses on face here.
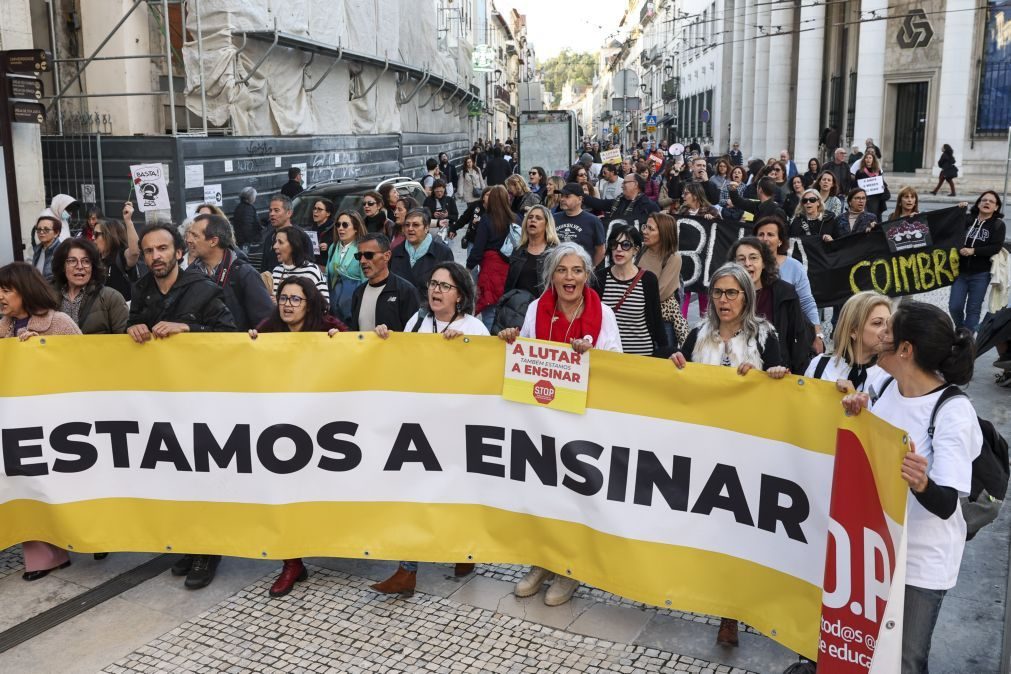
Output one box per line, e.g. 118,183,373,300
427,279,457,293
65,258,93,268
353,251,384,261
36,227,54,234
363,200,378,207
711,288,742,300
278,294,305,306
610,240,635,251
801,197,820,204
337,221,353,229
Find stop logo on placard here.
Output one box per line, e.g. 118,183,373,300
532,380,555,404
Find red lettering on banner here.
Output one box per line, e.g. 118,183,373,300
818,430,897,672
511,344,525,356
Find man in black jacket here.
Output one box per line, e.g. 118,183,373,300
260,194,293,272
280,167,304,198
348,233,420,332
728,177,788,222
483,147,512,187
127,223,235,591
689,157,721,205
583,174,660,232
190,213,273,331
389,208,454,298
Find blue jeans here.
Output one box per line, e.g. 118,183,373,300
948,271,989,332
901,585,947,674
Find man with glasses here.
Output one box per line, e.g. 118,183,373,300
259,194,293,272
389,208,454,298
348,233,420,332
190,213,272,331
828,147,853,194
596,164,622,200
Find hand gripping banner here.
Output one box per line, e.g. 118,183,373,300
0,334,909,665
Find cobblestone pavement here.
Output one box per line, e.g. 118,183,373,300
0,545,23,580
102,564,757,674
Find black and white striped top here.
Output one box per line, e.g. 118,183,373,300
271,263,330,301
601,270,653,355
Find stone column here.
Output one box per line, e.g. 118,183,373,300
752,2,771,159
934,0,974,175
729,0,745,148
794,0,826,163
740,0,756,155
765,5,795,157
0,0,45,262
851,0,888,151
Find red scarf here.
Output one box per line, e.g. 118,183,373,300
535,285,603,345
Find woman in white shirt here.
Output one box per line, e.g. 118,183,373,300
842,301,980,674
370,261,487,597
805,291,891,396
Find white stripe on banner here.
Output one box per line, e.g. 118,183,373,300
1,390,834,586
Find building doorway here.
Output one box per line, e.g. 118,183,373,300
893,82,928,172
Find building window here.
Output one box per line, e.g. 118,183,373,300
976,0,1011,134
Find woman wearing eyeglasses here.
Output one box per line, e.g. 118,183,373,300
271,226,329,303
30,209,64,282
567,163,597,197
362,190,394,237
669,262,787,647
949,191,1006,333
789,190,835,241
390,208,455,299
593,223,669,357
249,276,345,598
370,261,487,596
326,210,368,322
309,197,336,261
51,238,128,334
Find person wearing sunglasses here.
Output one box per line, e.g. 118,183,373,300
326,210,367,322
361,190,394,238
31,209,64,282
347,233,420,332
390,207,455,299
248,276,345,598
789,190,835,241
309,197,336,262
592,223,669,357
528,166,547,200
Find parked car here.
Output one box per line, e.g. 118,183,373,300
291,177,426,227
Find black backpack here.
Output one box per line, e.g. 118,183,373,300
880,378,1009,539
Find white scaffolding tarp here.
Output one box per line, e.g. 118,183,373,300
181,0,471,135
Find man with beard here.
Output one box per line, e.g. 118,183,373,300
126,223,235,590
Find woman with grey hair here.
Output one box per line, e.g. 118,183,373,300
233,186,260,249
497,241,620,608
669,261,787,647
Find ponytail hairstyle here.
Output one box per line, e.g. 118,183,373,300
888,301,975,385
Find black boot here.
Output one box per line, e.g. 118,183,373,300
171,554,193,576
184,555,221,589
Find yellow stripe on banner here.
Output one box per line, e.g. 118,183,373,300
0,498,822,658
501,376,586,414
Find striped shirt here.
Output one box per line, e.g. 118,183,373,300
601,270,652,355
271,263,330,301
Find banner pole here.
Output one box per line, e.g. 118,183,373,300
1002,126,1010,235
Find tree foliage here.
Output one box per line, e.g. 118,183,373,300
538,50,597,107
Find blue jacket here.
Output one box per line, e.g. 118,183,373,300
834,210,877,238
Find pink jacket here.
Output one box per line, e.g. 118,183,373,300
0,310,82,338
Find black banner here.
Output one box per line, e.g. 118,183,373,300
673,207,967,306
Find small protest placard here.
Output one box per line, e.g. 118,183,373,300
502,337,589,414
203,184,223,206
601,148,622,165
857,175,885,196
130,163,170,212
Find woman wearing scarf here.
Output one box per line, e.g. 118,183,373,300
497,242,621,606
389,208,455,299
326,210,368,322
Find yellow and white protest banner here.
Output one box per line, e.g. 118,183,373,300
0,333,909,663
502,337,589,414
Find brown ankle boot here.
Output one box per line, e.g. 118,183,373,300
717,618,739,646
371,566,416,596
454,563,475,577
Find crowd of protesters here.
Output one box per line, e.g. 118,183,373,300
4,133,1005,673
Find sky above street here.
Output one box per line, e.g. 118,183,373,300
495,0,629,60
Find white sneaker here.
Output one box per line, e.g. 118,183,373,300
514,566,553,597
544,575,580,606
